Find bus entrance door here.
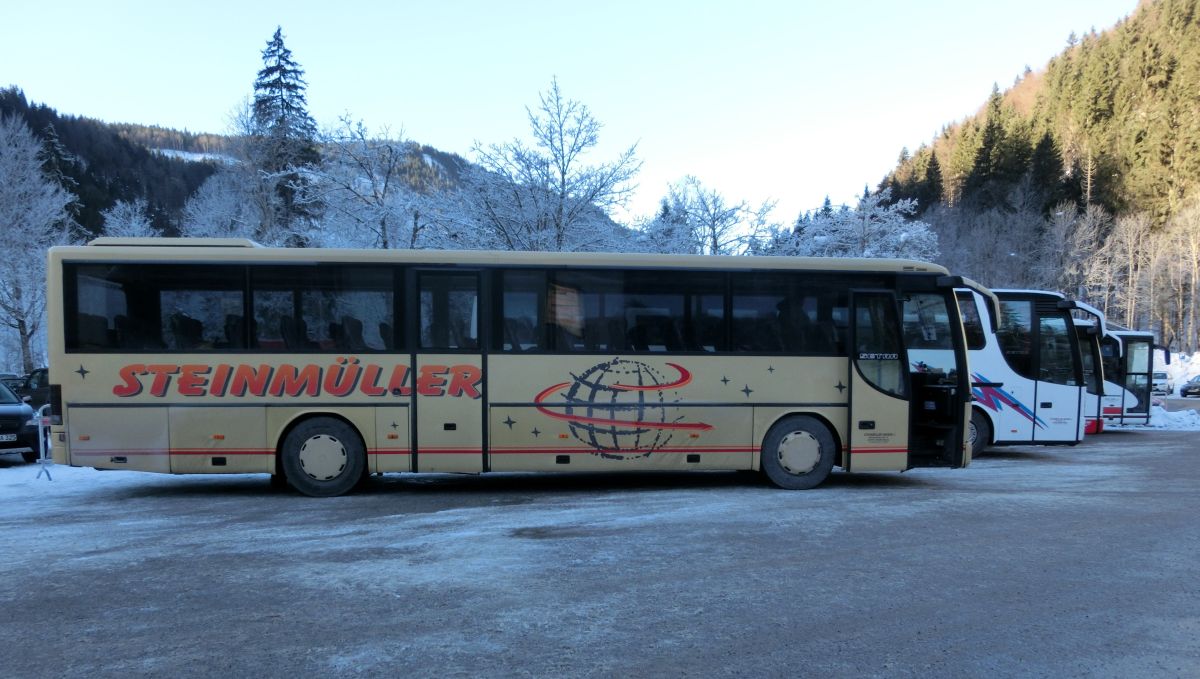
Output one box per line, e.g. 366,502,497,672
846,291,911,472
1032,303,1085,443
413,271,485,474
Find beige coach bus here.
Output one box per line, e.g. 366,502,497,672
47,238,973,496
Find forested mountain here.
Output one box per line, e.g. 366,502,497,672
0,87,217,235
883,0,1199,223
876,0,1200,350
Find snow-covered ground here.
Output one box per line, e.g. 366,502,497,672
3,430,1199,678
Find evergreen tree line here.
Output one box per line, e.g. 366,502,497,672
882,0,1200,350
0,87,215,236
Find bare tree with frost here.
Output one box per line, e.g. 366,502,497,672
0,115,78,372
638,177,775,255
101,198,157,238
463,78,640,251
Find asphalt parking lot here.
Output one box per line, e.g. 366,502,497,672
1,429,1198,678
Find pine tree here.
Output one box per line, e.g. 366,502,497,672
819,196,834,218
253,27,317,161
918,152,943,210
250,26,319,243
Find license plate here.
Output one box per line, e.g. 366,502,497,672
0,434,16,442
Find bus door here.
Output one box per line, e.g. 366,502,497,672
1032,301,1084,443
900,287,970,468
846,290,910,472
1122,337,1153,422
1075,322,1104,433
412,270,485,473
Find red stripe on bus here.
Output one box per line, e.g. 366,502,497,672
488,448,756,455
169,449,273,456
418,449,483,455
488,445,757,451
70,450,169,456
848,448,908,454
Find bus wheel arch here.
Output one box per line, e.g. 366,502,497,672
276,413,368,497
968,407,993,458
760,414,838,490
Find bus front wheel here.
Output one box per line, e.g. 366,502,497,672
968,409,991,459
761,416,836,490
280,417,366,497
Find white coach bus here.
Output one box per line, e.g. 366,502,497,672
958,288,1087,457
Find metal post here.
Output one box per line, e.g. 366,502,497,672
35,403,52,481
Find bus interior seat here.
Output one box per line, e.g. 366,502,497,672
503,318,524,351
223,314,246,349
582,320,607,351
341,316,367,350
606,319,626,351
449,320,477,349
328,321,346,349
379,322,394,350
552,323,579,351
115,314,162,349
77,312,112,349
280,316,316,350
169,313,204,350
661,318,684,351
627,323,649,351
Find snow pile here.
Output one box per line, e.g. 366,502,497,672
1145,405,1200,430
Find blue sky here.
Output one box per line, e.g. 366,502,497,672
2,0,1136,223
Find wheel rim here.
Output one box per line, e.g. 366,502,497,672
777,430,821,475
298,434,348,481
968,420,978,446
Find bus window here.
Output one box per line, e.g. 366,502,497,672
903,293,959,376
997,300,1035,380
1038,315,1077,386
68,264,244,351
419,272,478,350
496,270,545,352
251,266,395,352
731,274,840,355
955,291,986,350
854,294,907,398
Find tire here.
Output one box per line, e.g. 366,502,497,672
760,415,837,490
21,451,38,464
968,409,992,459
279,417,366,497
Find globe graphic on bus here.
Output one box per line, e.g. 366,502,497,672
534,358,710,460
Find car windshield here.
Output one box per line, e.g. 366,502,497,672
0,383,19,405
1154,372,1168,379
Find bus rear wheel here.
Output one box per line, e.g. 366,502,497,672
968,409,991,459
280,417,365,497
761,416,836,490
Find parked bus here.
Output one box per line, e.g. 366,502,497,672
1099,327,1155,426
1070,301,1107,435
47,238,973,496
958,288,1086,457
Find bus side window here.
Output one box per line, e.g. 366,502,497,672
419,272,478,350
496,270,545,352
997,300,1035,380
